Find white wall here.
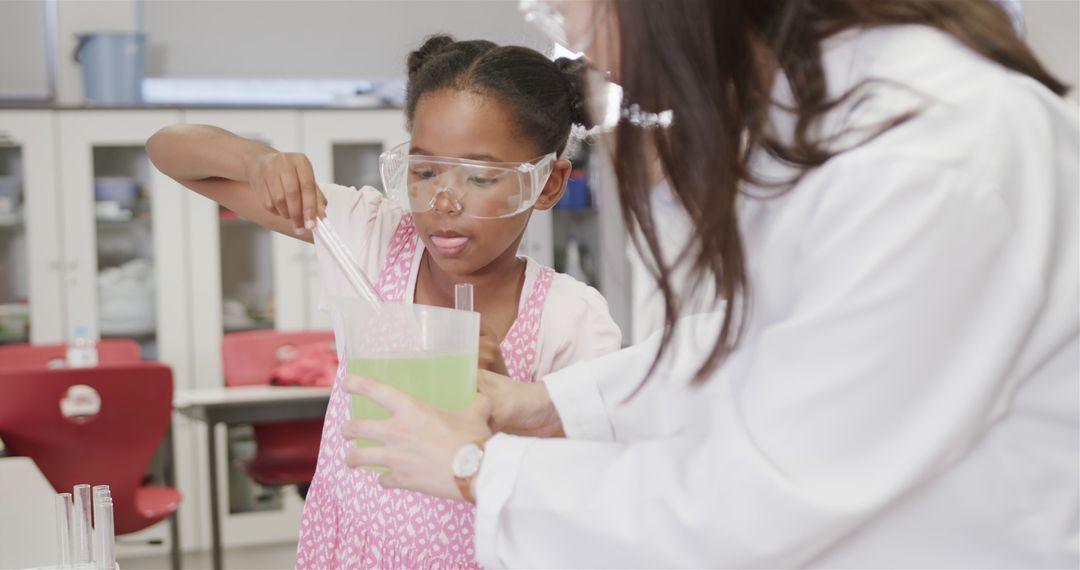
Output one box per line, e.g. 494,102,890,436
1023,0,1080,103
141,0,548,78
2,1,1076,105
56,0,141,105
0,1,49,98
45,0,546,104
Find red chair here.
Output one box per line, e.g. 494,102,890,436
221,331,332,493
0,363,181,536
0,339,142,371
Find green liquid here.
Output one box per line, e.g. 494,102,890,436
348,353,477,473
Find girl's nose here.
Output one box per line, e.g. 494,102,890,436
431,187,463,215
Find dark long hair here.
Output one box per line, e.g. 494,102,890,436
405,34,592,156
612,0,1068,384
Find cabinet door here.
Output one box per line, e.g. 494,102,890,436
0,111,64,344
180,110,314,549
300,109,407,327
56,110,190,380
181,110,304,389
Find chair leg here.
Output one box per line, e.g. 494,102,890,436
168,511,182,570
164,421,182,570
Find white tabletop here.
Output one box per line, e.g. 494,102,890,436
173,385,331,409
0,457,59,570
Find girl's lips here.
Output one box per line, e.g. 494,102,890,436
430,234,470,256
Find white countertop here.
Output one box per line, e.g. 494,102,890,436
173,385,331,409
0,457,59,569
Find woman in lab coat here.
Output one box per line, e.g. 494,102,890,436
338,0,1080,567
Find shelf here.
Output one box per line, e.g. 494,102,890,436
224,320,274,333
100,329,156,342
96,205,152,226
96,216,151,227
0,332,28,345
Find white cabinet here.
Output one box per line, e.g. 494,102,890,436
171,109,409,552
20,110,190,558
177,109,412,383
56,111,192,380
300,109,408,328
181,110,306,390
180,110,312,550
0,111,65,345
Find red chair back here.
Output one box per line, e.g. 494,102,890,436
0,363,173,535
221,330,331,487
221,330,334,387
0,340,142,371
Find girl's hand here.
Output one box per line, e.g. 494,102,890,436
479,370,565,438
245,151,327,235
478,326,510,376
339,375,493,500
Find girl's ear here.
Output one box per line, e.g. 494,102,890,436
533,159,572,211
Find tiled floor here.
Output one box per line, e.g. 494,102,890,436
121,541,298,570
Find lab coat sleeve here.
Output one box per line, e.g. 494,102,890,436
474,155,1033,568
543,310,725,442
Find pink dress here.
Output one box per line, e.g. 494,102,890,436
296,215,554,569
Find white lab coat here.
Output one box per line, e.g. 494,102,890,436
473,25,1079,569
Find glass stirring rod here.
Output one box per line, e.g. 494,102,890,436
313,218,382,306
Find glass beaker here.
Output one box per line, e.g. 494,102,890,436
330,296,479,473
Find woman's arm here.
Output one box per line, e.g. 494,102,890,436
480,310,720,442
146,124,325,242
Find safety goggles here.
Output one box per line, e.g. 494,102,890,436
519,0,608,54
519,0,673,132
379,142,556,219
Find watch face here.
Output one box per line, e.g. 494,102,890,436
453,443,483,478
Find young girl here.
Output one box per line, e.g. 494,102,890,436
147,35,621,568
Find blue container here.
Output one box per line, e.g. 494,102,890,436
556,171,592,209
74,32,146,105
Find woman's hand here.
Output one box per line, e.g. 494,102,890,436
478,326,510,376
339,375,493,501
479,370,565,438
245,150,327,235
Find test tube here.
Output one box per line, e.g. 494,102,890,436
73,484,93,564
55,492,73,568
94,496,115,570
91,485,110,564
92,484,110,503
454,283,474,312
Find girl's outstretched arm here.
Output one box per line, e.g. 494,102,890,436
147,124,326,242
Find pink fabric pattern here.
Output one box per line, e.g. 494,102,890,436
297,215,553,569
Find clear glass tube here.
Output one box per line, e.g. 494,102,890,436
94,497,115,570
92,485,110,506
73,484,93,564
55,492,73,568
454,283,474,312
92,485,111,565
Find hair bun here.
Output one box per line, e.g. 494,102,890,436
554,56,594,128
408,35,456,77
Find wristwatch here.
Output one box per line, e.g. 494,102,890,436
452,439,487,503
